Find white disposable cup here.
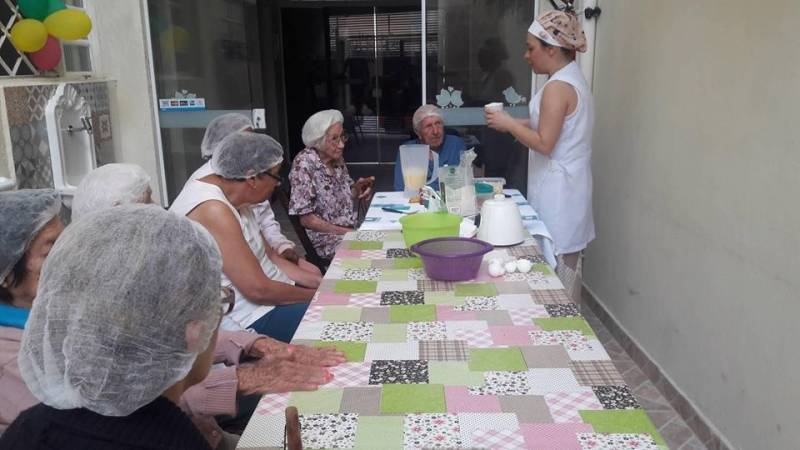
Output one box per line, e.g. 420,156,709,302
484,102,504,112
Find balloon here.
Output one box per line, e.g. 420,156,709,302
43,9,92,40
9,19,48,52
28,35,61,71
46,0,66,16
16,0,48,21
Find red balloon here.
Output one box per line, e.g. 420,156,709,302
28,35,61,70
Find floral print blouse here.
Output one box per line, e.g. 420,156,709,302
288,148,356,258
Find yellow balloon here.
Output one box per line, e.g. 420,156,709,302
43,9,91,41
9,19,48,52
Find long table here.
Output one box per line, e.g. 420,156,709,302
237,193,665,450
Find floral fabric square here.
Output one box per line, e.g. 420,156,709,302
545,304,581,317
576,433,658,450
343,268,383,281
407,321,447,340
469,371,531,396
530,330,592,351
299,413,358,449
403,413,463,449
592,386,641,409
369,360,429,384
386,248,415,258
320,322,374,342
454,296,499,311
381,290,425,305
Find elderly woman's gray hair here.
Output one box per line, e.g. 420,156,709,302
200,113,253,160
412,104,443,133
18,204,222,416
210,131,284,179
301,109,344,148
71,164,152,220
0,189,61,282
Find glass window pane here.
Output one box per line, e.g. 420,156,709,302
63,44,92,72
426,0,533,194
66,0,85,7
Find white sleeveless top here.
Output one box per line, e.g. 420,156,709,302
169,179,293,331
527,61,595,254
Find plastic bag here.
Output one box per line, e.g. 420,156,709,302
438,148,477,217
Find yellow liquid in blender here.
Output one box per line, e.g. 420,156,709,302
403,169,427,189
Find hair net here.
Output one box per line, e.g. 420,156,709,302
200,113,253,159
0,189,61,281
412,104,443,133
71,164,152,220
210,131,284,179
301,109,344,147
529,10,587,52
18,204,222,416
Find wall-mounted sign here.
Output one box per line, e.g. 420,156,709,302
159,97,206,111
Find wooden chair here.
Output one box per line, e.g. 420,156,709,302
284,406,302,450
274,186,331,273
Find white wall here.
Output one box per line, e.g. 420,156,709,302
89,0,164,203
587,1,800,448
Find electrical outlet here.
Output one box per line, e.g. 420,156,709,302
252,108,266,129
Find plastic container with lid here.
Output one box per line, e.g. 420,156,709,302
475,182,494,209
474,177,506,194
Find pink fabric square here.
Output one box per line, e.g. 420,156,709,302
451,329,494,347
302,305,323,322
445,386,502,413
436,305,477,321
489,325,540,346
544,390,603,423
472,429,526,450
316,293,351,305
327,362,371,387
336,250,363,258
255,392,291,415
519,423,593,450
472,269,494,282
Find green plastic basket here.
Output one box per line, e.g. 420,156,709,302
399,212,462,248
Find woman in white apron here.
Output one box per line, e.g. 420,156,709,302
485,9,594,295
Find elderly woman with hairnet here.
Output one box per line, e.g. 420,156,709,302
193,113,322,288
0,205,224,449
288,109,375,260
171,132,315,344
484,9,595,300
393,104,465,192
71,163,343,449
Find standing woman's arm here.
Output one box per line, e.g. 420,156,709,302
485,81,576,156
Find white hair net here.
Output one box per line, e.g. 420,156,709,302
301,109,344,147
71,164,152,220
19,204,223,416
210,131,284,179
201,113,253,159
412,104,443,133
0,189,61,281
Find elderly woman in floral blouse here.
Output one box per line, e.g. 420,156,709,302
289,109,375,259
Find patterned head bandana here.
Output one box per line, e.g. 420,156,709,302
528,10,587,53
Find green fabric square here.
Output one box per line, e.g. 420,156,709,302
347,241,384,250
455,283,498,297
468,347,527,371
424,292,463,305
371,323,407,342
341,258,372,269
288,388,343,414
354,416,404,450
428,362,485,386
313,341,366,362
321,306,363,322
534,317,596,336
393,257,422,269
532,263,554,275
389,305,436,322
380,384,445,413
380,269,410,281
580,410,666,447
334,280,377,294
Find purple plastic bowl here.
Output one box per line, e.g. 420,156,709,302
410,237,493,281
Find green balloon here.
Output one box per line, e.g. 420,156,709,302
46,0,66,16
17,0,49,21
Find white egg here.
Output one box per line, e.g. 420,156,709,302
504,260,518,273
488,263,506,277
516,259,532,273
488,258,502,267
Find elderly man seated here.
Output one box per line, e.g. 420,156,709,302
394,104,466,191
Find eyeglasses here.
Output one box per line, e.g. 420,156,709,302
326,134,349,145
220,286,235,315
264,171,282,185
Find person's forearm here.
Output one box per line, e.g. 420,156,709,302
249,280,315,305
270,253,321,288
508,120,554,156
300,213,352,235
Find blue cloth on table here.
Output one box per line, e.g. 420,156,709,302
246,302,310,343
394,135,465,191
0,304,29,329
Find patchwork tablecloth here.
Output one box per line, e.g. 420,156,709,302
237,230,665,449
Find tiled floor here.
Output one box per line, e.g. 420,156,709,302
271,200,707,449
581,304,708,450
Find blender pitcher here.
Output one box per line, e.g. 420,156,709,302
399,144,438,197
